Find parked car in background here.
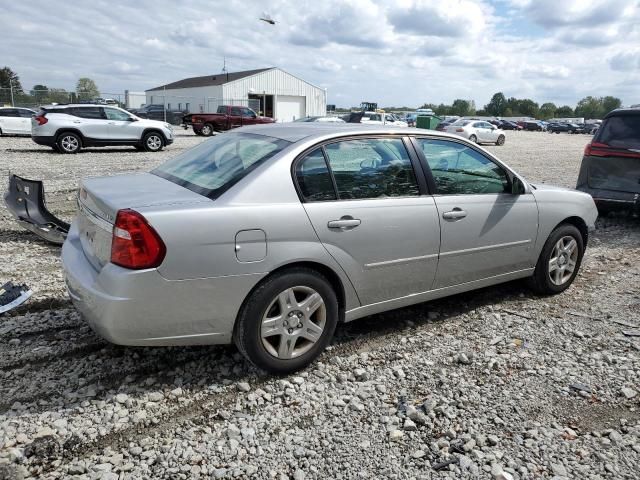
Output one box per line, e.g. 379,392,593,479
62,123,597,373
31,104,173,154
547,123,571,134
360,112,408,127
294,116,346,123
576,107,640,214
523,121,545,131
405,113,418,127
135,104,184,125
0,107,36,135
444,119,506,145
435,120,454,131
191,105,275,136
498,120,522,131
582,123,600,135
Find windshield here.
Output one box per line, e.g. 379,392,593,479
153,133,291,199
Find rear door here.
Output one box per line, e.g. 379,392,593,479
296,137,441,305
414,137,538,288
583,114,640,195
229,107,243,128
17,109,34,133
71,107,110,139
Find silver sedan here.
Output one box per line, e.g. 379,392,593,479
62,124,597,373
444,119,506,145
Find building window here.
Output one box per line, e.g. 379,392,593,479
167,103,171,110
186,103,190,112
178,103,182,111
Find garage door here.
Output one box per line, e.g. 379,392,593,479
277,96,306,122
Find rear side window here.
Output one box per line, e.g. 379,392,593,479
0,109,18,117
72,107,104,119
217,106,226,114
18,109,34,118
323,138,419,199
153,133,290,199
595,115,640,150
296,149,336,201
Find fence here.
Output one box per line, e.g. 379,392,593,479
0,87,127,109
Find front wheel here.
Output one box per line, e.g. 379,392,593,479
234,268,339,374
469,134,477,143
495,135,505,146
528,224,584,295
143,132,164,152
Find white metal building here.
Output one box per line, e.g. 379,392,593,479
145,67,326,122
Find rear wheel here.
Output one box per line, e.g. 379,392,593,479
529,224,584,295
234,268,338,374
56,132,82,154
496,135,505,146
143,132,164,152
200,123,214,136
469,134,477,143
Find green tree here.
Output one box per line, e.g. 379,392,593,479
503,107,513,117
451,99,474,116
76,77,99,101
539,102,557,120
601,96,622,116
485,92,507,116
0,66,23,92
48,88,70,104
575,96,604,119
555,105,574,117
30,84,49,103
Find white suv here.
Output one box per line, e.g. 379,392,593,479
0,107,36,135
32,104,173,154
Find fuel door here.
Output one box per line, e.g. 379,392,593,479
235,229,267,263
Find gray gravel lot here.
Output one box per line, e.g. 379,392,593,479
0,130,638,479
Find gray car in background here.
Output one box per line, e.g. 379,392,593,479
62,124,597,373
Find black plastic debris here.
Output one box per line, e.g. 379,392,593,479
0,281,33,314
3,173,70,245
432,457,459,471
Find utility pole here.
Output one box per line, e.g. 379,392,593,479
9,78,15,107
163,85,167,122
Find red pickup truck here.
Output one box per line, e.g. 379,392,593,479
191,105,275,136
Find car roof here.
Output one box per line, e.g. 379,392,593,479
40,104,122,109
604,107,640,119
235,123,468,143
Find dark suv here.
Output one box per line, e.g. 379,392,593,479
576,108,640,213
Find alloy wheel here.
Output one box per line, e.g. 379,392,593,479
548,236,578,286
261,286,326,360
61,135,79,152
147,135,162,150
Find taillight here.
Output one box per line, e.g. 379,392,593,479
110,209,166,269
35,115,48,125
456,128,464,132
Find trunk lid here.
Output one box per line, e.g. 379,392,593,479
76,173,209,270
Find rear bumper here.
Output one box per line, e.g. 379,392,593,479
62,221,265,346
575,186,640,210
32,135,56,147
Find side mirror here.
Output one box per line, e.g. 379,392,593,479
511,176,526,195
127,117,137,122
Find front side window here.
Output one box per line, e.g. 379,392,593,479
323,138,419,199
416,139,509,195
153,133,290,199
104,108,131,121
242,108,255,118
19,109,34,118
295,148,336,201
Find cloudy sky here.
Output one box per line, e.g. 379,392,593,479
2,0,639,107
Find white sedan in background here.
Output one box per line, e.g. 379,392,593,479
361,112,408,128
444,119,506,145
0,107,36,136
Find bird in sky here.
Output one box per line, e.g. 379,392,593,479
259,13,276,25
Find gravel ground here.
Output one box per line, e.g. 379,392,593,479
0,130,638,480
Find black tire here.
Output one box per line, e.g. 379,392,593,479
194,130,204,136
496,135,505,146
56,132,82,154
469,134,477,143
200,123,214,136
234,267,339,374
142,132,164,152
528,224,584,295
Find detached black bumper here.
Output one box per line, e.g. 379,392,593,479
32,136,56,147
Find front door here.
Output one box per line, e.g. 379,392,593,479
295,137,441,305
414,137,538,288
104,107,139,140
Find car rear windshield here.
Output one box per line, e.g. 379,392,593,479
153,133,291,199
595,115,640,150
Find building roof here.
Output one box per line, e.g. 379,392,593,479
146,68,273,92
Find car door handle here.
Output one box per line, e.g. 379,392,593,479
72,120,82,124
108,122,116,125
328,217,361,229
442,209,467,220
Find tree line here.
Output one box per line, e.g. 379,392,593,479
419,92,622,120
1,66,101,106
